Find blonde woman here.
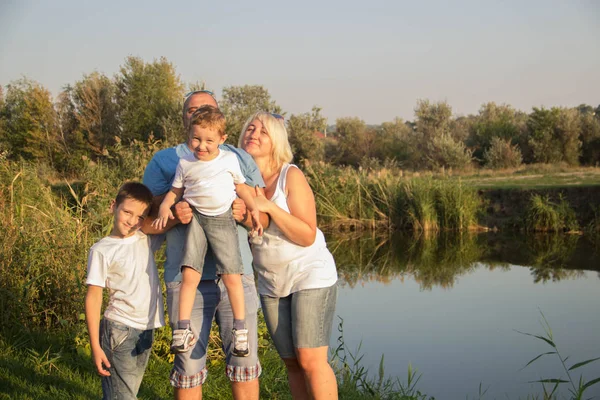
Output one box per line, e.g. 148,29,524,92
238,112,338,399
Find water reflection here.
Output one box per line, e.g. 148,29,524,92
327,231,599,289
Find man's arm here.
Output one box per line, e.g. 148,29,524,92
85,285,111,376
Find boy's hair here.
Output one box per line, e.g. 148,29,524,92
114,182,154,208
189,105,226,136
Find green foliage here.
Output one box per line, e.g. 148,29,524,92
115,56,184,143
526,107,582,166
61,72,120,155
287,106,327,164
526,194,579,232
518,311,600,399
483,137,523,169
332,117,367,166
0,78,60,164
427,133,473,170
470,102,524,162
220,85,282,146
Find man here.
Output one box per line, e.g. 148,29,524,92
143,91,267,400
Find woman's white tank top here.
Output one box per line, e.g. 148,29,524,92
252,164,338,297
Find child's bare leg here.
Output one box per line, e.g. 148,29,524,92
220,273,245,323
178,266,201,326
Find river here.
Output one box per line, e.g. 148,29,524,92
328,232,600,399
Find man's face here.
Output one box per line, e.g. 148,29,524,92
183,93,218,129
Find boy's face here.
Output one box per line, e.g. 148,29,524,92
188,125,226,161
110,198,149,238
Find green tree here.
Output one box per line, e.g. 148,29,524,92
286,106,327,165
115,56,184,143
469,103,523,162
220,85,282,146
526,107,581,165
0,79,59,163
375,117,414,165
62,72,120,154
579,110,600,165
413,100,472,169
333,117,367,166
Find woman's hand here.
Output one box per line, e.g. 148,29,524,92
253,187,273,213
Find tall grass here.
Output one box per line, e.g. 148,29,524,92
526,194,579,232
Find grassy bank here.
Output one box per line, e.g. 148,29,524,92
304,162,600,234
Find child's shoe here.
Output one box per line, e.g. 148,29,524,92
232,328,249,357
170,327,197,354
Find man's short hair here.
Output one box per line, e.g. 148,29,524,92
189,105,226,136
114,182,154,208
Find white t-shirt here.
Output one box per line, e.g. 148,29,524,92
86,231,165,330
172,150,246,216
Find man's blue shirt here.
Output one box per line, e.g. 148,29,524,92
143,143,264,282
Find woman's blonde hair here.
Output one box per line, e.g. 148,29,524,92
238,112,293,171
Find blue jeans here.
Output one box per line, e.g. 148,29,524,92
167,275,261,388
181,209,244,275
260,283,338,359
100,319,154,400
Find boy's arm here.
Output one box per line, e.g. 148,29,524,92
142,194,193,235
235,183,263,235
85,285,111,376
151,187,185,230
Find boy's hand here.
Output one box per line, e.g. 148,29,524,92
249,209,263,237
152,205,174,230
173,201,193,225
92,347,111,376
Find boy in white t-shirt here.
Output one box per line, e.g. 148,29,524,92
85,182,165,400
152,105,262,356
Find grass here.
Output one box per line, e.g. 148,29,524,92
517,311,600,399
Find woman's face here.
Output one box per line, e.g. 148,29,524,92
242,118,272,159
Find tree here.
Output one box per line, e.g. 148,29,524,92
469,103,523,162
62,72,120,154
579,110,600,165
483,137,523,169
332,117,367,166
526,107,581,165
0,78,59,163
413,100,471,169
375,117,414,165
286,106,327,164
220,85,282,146
115,56,184,143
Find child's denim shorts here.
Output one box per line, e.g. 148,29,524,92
181,209,243,276
260,282,338,359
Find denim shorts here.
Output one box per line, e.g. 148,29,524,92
99,319,154,400
181,209,243,276
260,282,338,359
167,274,261,388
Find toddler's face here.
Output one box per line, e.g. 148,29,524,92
188,125,226,161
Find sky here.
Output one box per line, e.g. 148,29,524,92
0,0,599,124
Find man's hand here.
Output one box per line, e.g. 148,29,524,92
232,198,247,223
172,200,193,225
91,346,111,377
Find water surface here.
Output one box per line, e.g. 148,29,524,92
328,233,600,399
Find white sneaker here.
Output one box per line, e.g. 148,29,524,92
232,328,249,357
171,327,197,354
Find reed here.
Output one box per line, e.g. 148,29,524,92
526,194,579,232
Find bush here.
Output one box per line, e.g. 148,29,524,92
483,137,523,169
